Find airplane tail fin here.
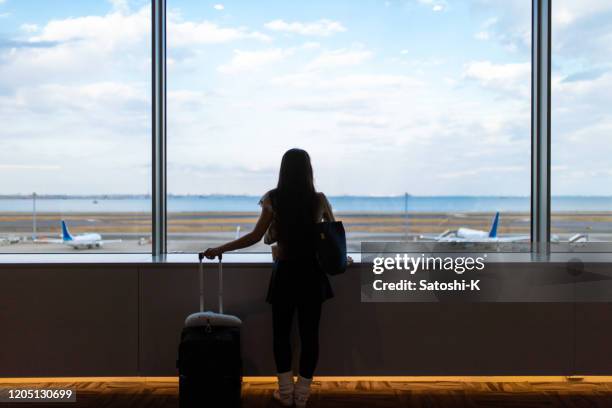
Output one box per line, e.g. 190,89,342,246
61,220,74,241
488,212,500,238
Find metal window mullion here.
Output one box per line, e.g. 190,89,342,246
531,0,552,256
152,0,167,256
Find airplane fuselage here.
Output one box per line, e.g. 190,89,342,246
65,233,103,249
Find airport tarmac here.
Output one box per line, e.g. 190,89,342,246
0,232,413,254
2,211,612,253
2,232,612,254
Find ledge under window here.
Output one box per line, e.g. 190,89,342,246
2,252,612,266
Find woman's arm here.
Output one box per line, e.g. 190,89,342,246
201,205,273,259
320,192,335,222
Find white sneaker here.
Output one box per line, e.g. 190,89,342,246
294,375,313,408
273,371,294,407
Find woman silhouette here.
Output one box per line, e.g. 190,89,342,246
202,148,335,407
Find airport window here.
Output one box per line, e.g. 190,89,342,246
166,0,531,253
0,1,565,257
0,0,152,253
551,1,612,246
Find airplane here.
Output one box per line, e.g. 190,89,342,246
0,236,21,245
420,212,531,243
37,220,121,249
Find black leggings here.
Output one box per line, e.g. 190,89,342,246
272,301,322,379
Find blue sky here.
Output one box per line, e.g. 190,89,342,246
0,0,610,198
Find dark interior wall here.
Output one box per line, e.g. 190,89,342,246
0,262,610,377
0,266,139,376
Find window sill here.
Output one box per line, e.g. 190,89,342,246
0,252,611,266
0,253,275,266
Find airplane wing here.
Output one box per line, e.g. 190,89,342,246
418,234,443,241
100,239,123,244
494,235,530,242
34,238,63,244
419,229,456,241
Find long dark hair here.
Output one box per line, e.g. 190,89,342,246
271,148,317,258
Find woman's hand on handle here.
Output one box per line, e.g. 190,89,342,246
199,247,223,261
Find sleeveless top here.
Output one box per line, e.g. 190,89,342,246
258,190,335,304
259,190,335,254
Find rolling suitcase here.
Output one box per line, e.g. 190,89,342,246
177,254,243,408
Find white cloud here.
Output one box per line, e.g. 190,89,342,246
0,164,61,170
213,4,224,11
0,0,8,18
417,0,446,12
272,73,422,90
474,31,489,41
19,23,39,33
169,20,271,46
473,17,498,41
218,48,291,74
553,1,612,59
302,42,321,49
282,96,371,113
464,61,530,97
482,17,498,29
108,0,129,14
336,114,389,128
306,49,373,71
469,1,531,52
169,90,207,105
0,3,282,192
465,61,529,83
553,0,612,27
264,19,346,37
0,80,150,194
436,166,523,179
336,74,422,88
0,6,151,88
7,82,148,115
30,6,149,47
0,5,154,194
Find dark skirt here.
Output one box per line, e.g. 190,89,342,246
266,258,334,304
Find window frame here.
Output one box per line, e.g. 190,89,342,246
148,0,553,257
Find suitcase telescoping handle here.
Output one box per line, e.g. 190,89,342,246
197,253,223,314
